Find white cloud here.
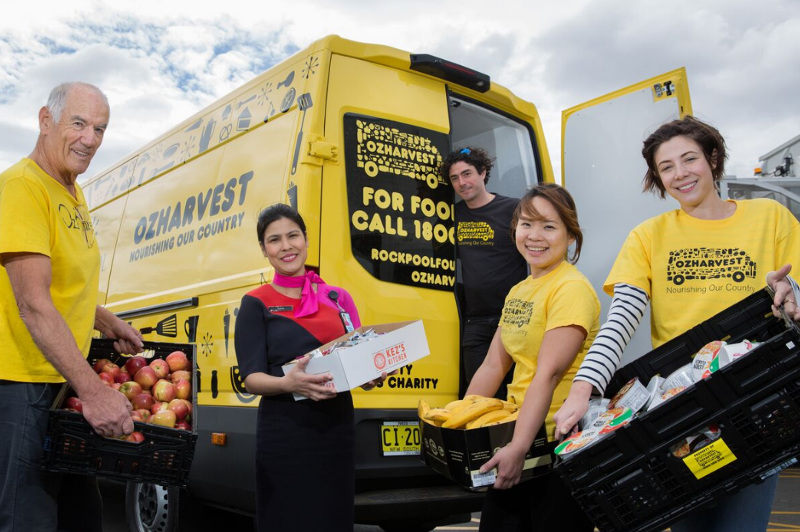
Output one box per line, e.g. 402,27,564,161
0,0,797,182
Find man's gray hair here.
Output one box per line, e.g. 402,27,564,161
47,82,108,123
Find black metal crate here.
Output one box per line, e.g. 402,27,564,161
42,339,198,486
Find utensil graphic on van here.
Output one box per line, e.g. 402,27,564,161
277,70,294,89
291,93,313,175
139,314,178,337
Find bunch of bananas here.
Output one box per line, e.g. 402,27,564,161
418,395,519,429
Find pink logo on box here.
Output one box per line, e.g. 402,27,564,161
373,342,407,370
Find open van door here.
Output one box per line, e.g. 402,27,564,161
563,68,692,364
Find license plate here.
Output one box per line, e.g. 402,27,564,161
381,421,421,456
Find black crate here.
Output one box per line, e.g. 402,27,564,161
42,339,198,487
554,288,800,532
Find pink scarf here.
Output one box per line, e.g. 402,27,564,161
272,270,326,317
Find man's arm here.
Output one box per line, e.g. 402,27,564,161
94,305,144,355
3,252,133,437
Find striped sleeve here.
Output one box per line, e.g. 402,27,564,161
573,283,648,394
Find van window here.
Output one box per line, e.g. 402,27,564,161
448,96,539,199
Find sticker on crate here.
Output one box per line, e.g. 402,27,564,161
682,438,738,480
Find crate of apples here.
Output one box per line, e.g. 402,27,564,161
67,350,194,435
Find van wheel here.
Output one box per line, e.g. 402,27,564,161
125,481,180,532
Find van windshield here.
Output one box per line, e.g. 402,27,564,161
448,96,539,199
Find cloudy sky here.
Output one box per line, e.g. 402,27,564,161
1,0,797,182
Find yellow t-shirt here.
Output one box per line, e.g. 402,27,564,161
0,158,100,382
605,199,800,348
501,261,600,439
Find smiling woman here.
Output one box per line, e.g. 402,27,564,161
233,203,386,532
556,115,800,532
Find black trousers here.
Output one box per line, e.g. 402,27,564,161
461,316,513,399
479,471,594,532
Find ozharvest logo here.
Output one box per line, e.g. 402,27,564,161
667,247,756,285
59,203,95,248
373,342,407,370
457,221,494,242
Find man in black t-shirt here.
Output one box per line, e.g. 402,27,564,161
442,147,528,399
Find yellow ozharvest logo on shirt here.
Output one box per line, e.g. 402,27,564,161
457,221,494,243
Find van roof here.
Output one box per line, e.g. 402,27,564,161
84,34,538,193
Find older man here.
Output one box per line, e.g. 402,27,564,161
0,82,143,531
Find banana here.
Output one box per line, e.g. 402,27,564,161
463,394,485,402
501,400,519,413
424,408,453,426
442,398,504,429
418,399,431,421
444,399,474,412
485,410,518,427
465,409,513,429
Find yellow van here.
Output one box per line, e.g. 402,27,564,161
85,34,691,531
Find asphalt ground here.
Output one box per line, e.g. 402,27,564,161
102,465,800,531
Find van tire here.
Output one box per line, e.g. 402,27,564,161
125,481,180,532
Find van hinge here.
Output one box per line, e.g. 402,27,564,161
308,135,338,163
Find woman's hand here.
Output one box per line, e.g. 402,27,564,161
553,380,594,440
479,441,528,490
767,264,800,321
285,355,337,401
360,370,396,391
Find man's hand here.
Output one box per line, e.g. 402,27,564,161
80,382,134,438
95,305,144,354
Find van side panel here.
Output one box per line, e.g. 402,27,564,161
323,54,459,409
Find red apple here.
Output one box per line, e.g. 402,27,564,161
101,362,121,380
92,358,112,373
112,383,122,391
135,408,151,422
132,393,155,411
151,409,177,428
171,370,191,383
125,431,145,443
151,401,167,415
124,356,149,377
114,372,131,384
167,398,189,422
177,399,193,422
166,351,190,372
149,359,170,379
153,379,176,402
130,411,144,422
98,372,114,386
174,421,191,431
134,366,158,389
174,379,191,400
119,381,143,402
64,396,83,412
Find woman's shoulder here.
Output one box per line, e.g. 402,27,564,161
559,263,598,294
243,283,280,303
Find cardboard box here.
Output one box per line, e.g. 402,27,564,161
282,320,429,400
420,419,555,490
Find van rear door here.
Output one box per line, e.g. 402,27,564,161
563,68,692,363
